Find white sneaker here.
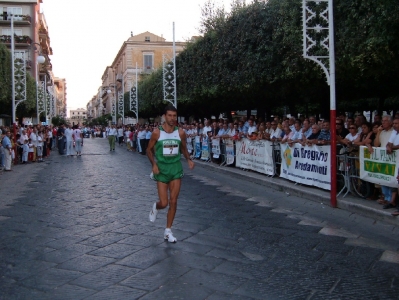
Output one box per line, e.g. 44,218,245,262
149,203,158,222
164,228,177,243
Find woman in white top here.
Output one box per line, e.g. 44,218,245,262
342,125,359,146
72,125,83,156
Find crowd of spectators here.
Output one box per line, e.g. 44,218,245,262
3,112,399,216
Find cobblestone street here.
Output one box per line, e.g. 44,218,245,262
1,138,399,299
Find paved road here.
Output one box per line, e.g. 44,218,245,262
1,137,399,299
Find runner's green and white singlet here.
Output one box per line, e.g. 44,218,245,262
155,126,181,164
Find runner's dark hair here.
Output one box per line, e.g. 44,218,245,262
164,105,177,114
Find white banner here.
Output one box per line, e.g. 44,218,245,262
212,139,220,159
225,139,234,165
359,146,399,187
235,139,274,175
187,137,193,153
201,137,210,160
280,143,331,190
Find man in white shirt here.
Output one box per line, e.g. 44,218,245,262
202,120,212,138
268,121,282,142
64,125,74,156
246,119,257,137
29,128,38,162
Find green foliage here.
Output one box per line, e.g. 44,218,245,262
51,115,68,126
136,0,399,119
0,42,12,109
91,114,111,126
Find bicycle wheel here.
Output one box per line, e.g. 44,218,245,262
351,177,373,198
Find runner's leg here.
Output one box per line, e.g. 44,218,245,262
166,179,181,228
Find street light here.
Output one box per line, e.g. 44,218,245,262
32,42,46,124
106,84,117,124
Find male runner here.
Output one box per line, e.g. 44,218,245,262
147,105,195,242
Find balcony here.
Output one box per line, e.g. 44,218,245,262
0,14,32,26
0,35,32,47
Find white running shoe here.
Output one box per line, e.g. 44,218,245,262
149,203,158,222
164,228,177,243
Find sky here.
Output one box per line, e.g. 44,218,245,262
40,0,233,115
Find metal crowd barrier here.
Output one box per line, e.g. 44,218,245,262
188,137,370,199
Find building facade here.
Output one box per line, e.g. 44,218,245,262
92,31,186,122
0,0,66,123
69,108,86,126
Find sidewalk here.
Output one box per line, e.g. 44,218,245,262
192,158,399,226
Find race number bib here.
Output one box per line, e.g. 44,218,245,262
163,141,179,156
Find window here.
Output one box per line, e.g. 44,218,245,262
2,29,22,36
143,54,153,70
145,36,150,42
7,7,23,20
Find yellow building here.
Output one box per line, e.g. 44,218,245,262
69,108,86,126
95,31,186,119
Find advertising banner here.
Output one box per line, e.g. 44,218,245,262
187,137,193,153
359,146,399,187
235,139,274,175
280,143,331,190
195,136,201,158
225,139,235,165
212,139,220,159
201,138,210,160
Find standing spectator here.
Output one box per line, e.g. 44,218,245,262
383,119,399,211
1,130,12,171
64,125,74,156
125,127,131,151
57,124,66,155
22,139,29,164
279,125,293,144
306,124,321,145
246,119,257,138
73,125,83,156
30,127,38,162
37,131,44,162
145,125,152,153
336,118,349,144
342,125,359,146
317,120,331,145
137,126,147,155
108,124,117,151
117,126,124,146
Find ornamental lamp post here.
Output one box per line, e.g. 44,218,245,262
106,83,120,124
303,0,337,207
33,42,46,124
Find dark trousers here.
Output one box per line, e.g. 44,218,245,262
140,139,146,155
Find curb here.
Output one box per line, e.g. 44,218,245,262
192,159,399,226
